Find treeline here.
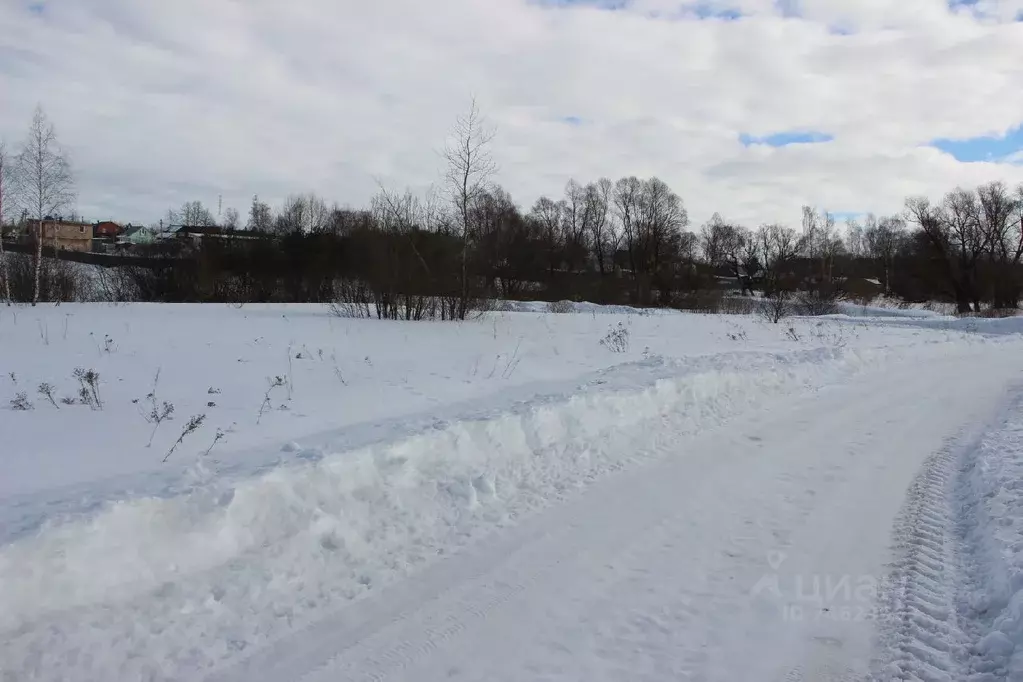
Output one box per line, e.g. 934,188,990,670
62,177,1022,319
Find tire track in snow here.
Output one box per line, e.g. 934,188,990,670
875,449,964,681
872,389,1019,681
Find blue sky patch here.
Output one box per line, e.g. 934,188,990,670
27,1,44,14
775,0,801,18
692,4,742,20
830,211,864,223
930,125,1023,162
739,131,834,147
562,115,584,126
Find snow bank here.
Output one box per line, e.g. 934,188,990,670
836,295,956,319
894,315,1023,337
958,398,1023,679
835,301,946,319
0,342,950,681
496,299,667,315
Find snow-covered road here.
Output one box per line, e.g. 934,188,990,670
206,344,1023,682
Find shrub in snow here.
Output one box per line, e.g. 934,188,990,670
796,281,845,317
808,322,848,348
134,370,175,446
328,279,373,319
162,414,206,463
72,367,102,409
258,376,287,424
203,428,226,458
546,300,574,314
760,290,792,324
725,325,748,342
9,391,33,410
600,322,630,353
37,382,59,408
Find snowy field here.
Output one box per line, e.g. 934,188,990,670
3,302,1023,680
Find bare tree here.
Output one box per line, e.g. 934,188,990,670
222,207,240,230
906,190,987,313
373,185,441,274
864,214,905,295
976,181,1023,308
613,176,642,278
444,98,496,319
757,223,802,322
844,218,866,259
626,177,687,304
531,195,564,277
639,177,688,271
801,205,819,262
246,194,274,232
800,206,840,281
15,106,75,306
700,214,751,293
177,200,216,227
585,178,615,275
818,211,841,281
0,140,11,304
276,193,330,234
561,180,590,272
366,187,442,319
699,212,728,269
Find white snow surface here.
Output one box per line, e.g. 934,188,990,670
3,303,1023,680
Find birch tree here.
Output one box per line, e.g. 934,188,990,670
0,140,11,304
15,106,75,306
246,195,274,232
444,98,496,319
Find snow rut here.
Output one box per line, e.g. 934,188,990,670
875,443,966,681
872,390,1021,682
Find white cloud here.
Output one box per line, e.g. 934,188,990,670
1,0,1022,227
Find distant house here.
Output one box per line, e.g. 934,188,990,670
26,218,93,252
173,225,220,241
170,225,265,244
836,276,884,299
117,225,155,246
93,221,122,238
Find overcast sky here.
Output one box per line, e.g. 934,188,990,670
1,0,1022,228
